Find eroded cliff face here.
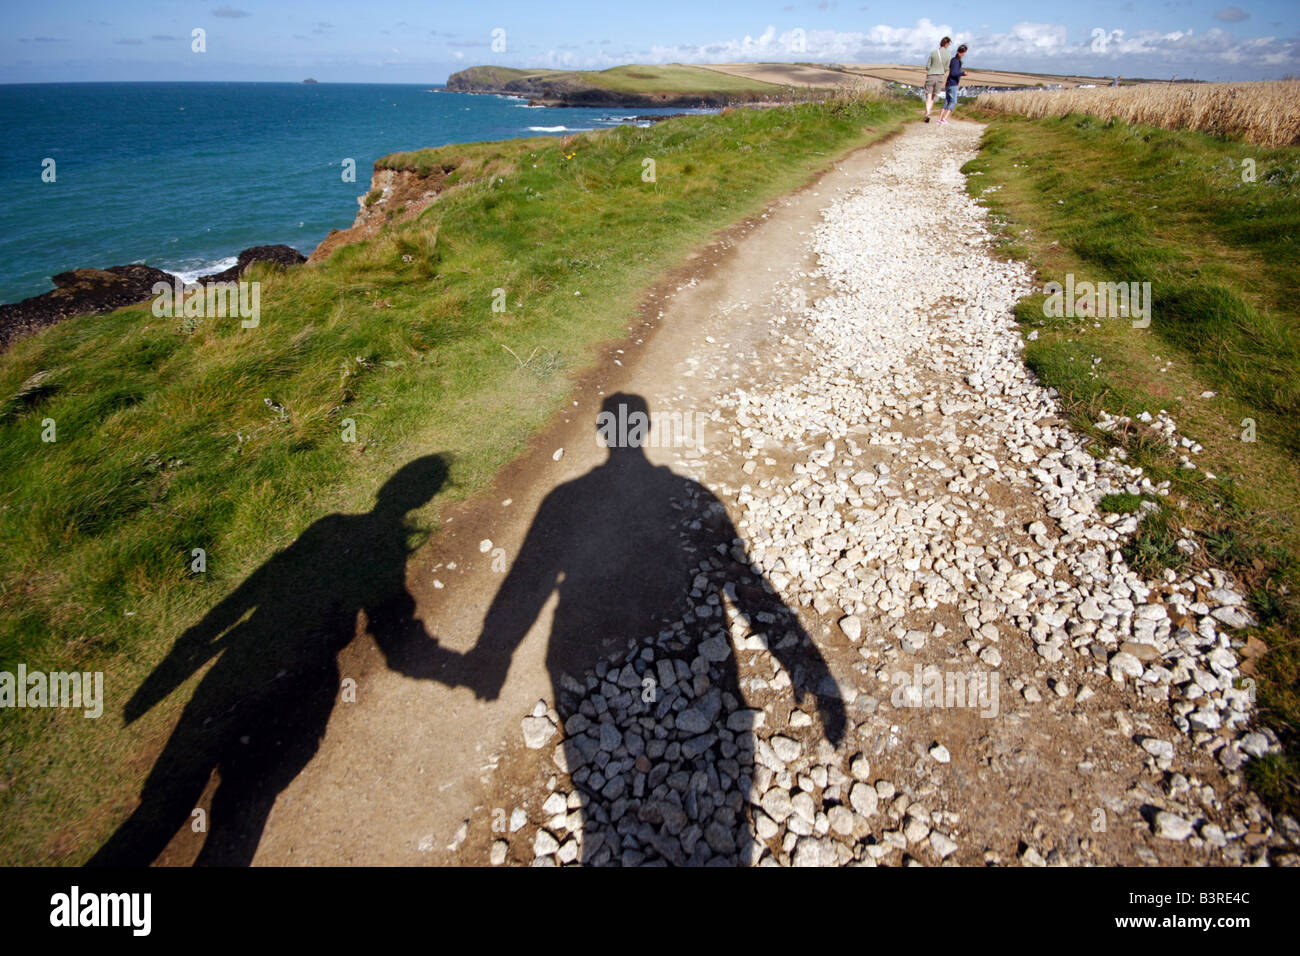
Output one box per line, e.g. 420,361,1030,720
308,146,520,264
308,166,451,264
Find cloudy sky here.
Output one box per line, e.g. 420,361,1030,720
4,1,1296,83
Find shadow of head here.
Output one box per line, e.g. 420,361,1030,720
373,453,451,519
596,392,655,460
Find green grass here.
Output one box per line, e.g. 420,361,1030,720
449,63,788,100
966,111,1300,815
1099,492,1146,514
0,95,914,863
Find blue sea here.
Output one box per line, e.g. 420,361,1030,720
0,82,711,305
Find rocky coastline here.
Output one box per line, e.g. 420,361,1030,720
0,244,306,351
0,106,681,352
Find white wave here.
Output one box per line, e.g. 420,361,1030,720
528,125,570,132
162,256,239,284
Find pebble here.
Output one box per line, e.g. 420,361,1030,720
521,715,556,750
929,830,959,859
849,782,878,817
771,736,802,763
533,829,560,857
1153,812,1193,841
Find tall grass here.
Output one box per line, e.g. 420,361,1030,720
974,81,1300,147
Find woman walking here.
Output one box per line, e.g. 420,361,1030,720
938,44,968,125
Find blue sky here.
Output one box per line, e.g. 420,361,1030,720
4,1,1297,83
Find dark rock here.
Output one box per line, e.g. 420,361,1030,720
0,243,305,352
0,264,174,350
200,244,306,283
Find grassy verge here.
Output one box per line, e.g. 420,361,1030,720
0,94,913,863
963,111,1300,816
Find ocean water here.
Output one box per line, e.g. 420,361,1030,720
0,82,710,305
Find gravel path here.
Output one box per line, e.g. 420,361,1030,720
469,121,1296,867
226,122,1291,869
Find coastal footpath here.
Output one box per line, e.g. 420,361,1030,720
2,93,1295,866
240,123,1288,867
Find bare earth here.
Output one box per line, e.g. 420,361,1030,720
151,122,1282,867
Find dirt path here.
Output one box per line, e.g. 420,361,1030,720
160,121,1288,867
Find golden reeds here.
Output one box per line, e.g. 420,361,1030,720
973,80,1300,148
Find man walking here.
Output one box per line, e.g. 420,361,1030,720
923,36,952,122
938,43,968,125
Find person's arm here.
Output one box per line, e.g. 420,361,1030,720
735,579,846,745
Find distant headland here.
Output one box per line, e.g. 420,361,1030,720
444,63,796,108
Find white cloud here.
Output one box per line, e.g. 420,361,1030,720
581,18,1294,79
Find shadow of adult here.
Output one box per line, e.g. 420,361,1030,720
436,394,845,865
89,454,451,866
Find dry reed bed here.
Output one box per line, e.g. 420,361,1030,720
973,80,1300,148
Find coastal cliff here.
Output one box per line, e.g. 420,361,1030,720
308,142,522,264
307,166,447,264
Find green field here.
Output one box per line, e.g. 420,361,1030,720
965,111,1300,815
0,94,913,864
447,63,789,101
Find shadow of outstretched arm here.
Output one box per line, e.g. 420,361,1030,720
450,492,563,700
739,582,846,746
710,504,846,747
367,491,561,699
123,558,273,724
366,588,465,682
